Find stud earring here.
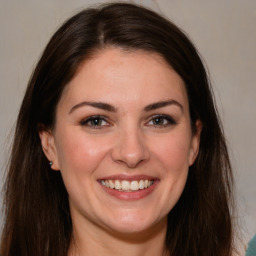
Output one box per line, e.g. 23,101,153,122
49,161,53,167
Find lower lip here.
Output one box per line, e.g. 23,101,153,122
99,181,158,201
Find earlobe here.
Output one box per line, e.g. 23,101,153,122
39,130,60,171
189,120,202,166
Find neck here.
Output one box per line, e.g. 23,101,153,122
68,217,168,256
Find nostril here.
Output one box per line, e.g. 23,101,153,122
115,157,145,169
111,144,149,168
111,130,150,168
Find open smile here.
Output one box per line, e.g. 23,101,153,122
98,175,159,200
100,179,154,192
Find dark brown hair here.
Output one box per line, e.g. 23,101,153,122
1,2,235,255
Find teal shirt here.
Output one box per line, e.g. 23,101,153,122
246,234,256,256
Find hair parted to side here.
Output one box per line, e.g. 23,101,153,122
0,2,236,256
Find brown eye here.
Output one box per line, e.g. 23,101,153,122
147,115,177,127
152,117,166,125
80,116,109,128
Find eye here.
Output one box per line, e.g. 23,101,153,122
147,115,177,127
80,115,109,128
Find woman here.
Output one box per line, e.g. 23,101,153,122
0,2,236,256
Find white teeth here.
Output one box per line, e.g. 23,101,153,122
121,180,130,190
139,180,145,189
115,180,122,189
100,179,154,191
109,180,115,189
130,181,139,191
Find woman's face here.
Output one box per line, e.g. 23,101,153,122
40,48,201,235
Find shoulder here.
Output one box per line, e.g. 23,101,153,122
246,234,256,256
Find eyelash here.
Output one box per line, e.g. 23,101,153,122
147,114,177,127
80,115,109,128
80,114,177,129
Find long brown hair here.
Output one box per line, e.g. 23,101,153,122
1,3,236,255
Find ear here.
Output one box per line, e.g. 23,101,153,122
188,120,202,166
39,129,60,171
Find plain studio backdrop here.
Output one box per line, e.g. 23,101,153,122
0,0,255,248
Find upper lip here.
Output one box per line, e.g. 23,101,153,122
97,174,158,181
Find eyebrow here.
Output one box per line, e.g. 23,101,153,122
69,101,117,114
69,99,183,114
144,100,183,112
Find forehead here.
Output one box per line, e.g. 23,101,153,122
58,48,188,111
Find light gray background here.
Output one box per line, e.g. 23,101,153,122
0,0,255,248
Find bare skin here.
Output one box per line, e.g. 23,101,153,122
40,48,201,256
69,214,168,256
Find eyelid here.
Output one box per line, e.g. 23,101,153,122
79,114,177,129
80,115,111,127
146,114,177,126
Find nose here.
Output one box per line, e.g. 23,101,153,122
111,128,150,168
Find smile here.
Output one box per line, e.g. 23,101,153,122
100,179,154,192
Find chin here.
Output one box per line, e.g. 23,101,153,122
103,210,166,235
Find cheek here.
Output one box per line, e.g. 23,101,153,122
54,129,110,175
152,131,192,171
151,132,191,212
